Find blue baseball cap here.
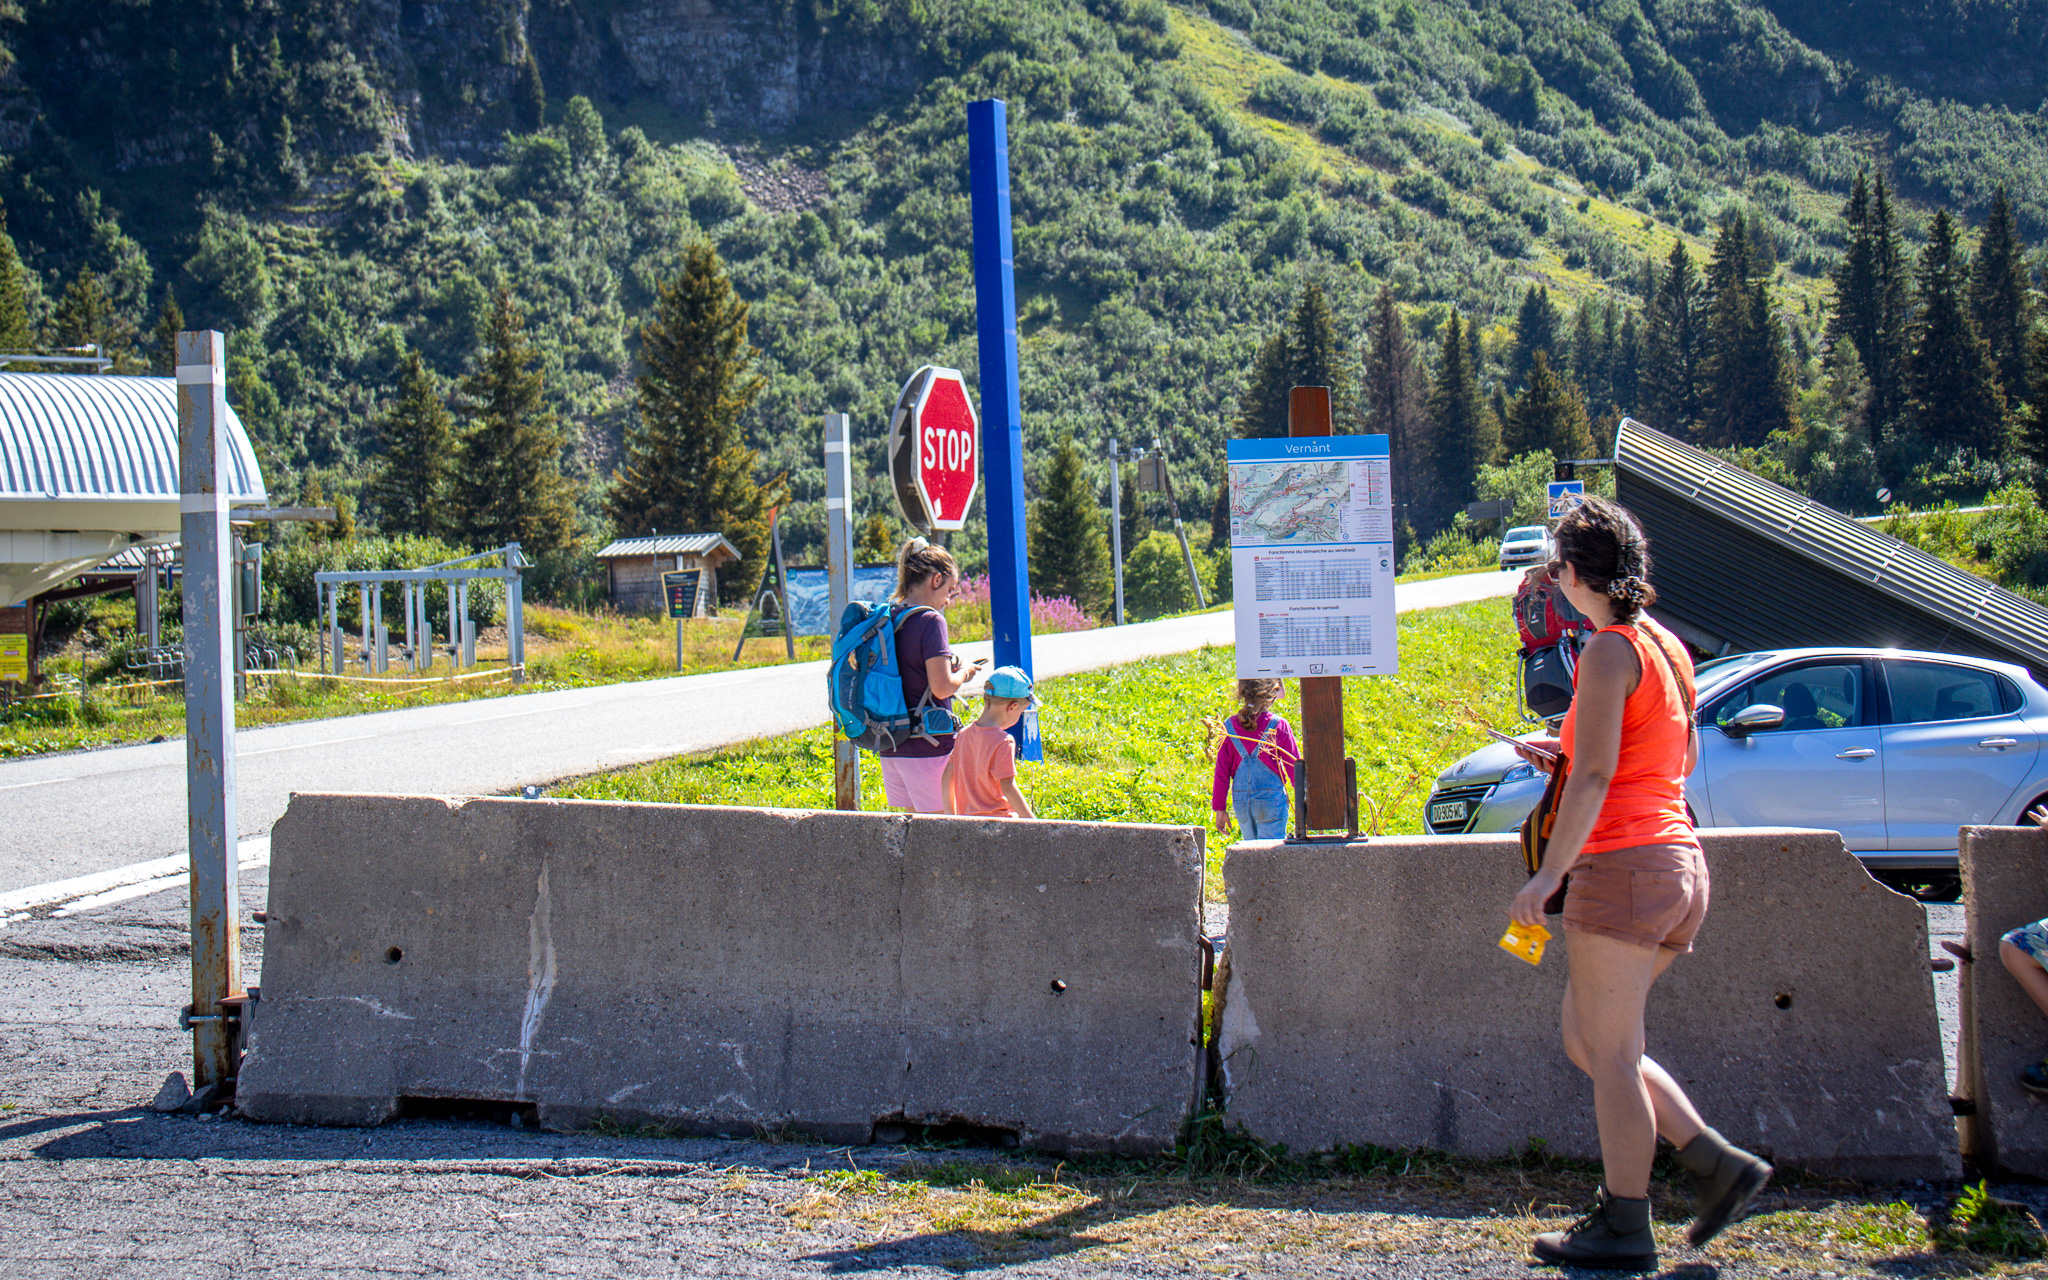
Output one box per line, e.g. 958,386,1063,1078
983,665,1041,709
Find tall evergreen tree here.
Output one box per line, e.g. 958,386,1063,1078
1511,284,1560,392
1234,283,1355,437
1029,435,1111,616
1361,287,1438,528
1829,173,1913,442
2022,327,2048,504
1568,297,1600,406
1641,241,1705,436
1701,209,1798,448
451,287,579,560
1969,187,2034,409
1507,351,1593,462
1612,308,1643,415
0,214,31,366
149,292,183,376
611,242,779,599
1428,312,1496,514
369,352,457,538
1118,465,1150,552
51,267,135,370
1904,210,2006,460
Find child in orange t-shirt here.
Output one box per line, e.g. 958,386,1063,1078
941,666,1039,818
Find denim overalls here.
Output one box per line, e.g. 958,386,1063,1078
1231,714,1291,840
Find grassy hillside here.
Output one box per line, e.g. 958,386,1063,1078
0,0,2042,579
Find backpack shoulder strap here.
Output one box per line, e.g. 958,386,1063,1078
1641,625,1694,716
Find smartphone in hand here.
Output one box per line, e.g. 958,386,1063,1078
1483,726,1558,761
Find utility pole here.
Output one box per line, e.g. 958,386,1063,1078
1149,436,1208,611
1106,437,1126,626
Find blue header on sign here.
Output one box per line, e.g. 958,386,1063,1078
1228,435,1388,462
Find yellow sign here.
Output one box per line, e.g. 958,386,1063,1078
0,635,26,683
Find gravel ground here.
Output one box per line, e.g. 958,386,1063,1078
0,876,2035,1279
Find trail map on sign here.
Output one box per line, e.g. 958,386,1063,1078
1226,436,1397,679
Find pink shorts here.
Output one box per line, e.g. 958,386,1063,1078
1563,842,1709,953
881,753,950,813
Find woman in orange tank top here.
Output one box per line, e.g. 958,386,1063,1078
1505,497,1771,1269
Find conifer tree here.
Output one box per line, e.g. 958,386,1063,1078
1507,352,1592,462
1829,173,1913,443
2022,328,2048,504
369,352,457,538
1701,209,1797,448
1511,284,1560,392
1905,210,2006,460
612,242,779,600
149,292,183,376
52,267,135,370
1234,283,1355,437
1118,465,1150,551
1361,287,1438,529
451,287,578,559
1568,298,1601,405
1208,472,1230,552
515,53,546,131
1029,435,1111,617
0,214,31,366
1428,313,1496,514
1641,241,1705,436
1613,306,1643,415
1969,187,2034,409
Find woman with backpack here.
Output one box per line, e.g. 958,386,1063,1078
1507,497,1771,1270
880,538,983,813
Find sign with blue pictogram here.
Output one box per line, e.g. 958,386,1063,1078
1546,480,1585,519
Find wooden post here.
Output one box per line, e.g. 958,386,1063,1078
1289,385,1346,831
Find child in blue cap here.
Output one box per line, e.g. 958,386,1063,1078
942,665,1039,818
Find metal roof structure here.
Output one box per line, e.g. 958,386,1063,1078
594,533,741,561
1612,416,2048,679
0,373,267,605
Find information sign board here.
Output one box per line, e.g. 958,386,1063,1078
0,604,27,683
1547,480,1585,518
662,570,702,619
1227,436,1397,678
783,565,898,637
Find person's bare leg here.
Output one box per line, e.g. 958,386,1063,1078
2002,940,2048,1019
1563,928,1662,1199
1560,947,1706,1150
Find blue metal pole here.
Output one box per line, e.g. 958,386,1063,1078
967,98,1039,760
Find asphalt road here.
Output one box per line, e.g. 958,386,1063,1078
0,571,1523,897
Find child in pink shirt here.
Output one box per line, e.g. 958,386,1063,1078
1207,679,1297,839
943,666,1040,819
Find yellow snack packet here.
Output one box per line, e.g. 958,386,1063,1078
1499,919,1551,965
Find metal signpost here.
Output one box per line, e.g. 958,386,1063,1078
1225,387,1397,833
177,330,242,1092
1107,436,1127,626
968,98,1039,761
825,412,861,809
662,569,701,672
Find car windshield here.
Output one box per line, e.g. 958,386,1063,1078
1504,527,1545,541
1692,651,1774,696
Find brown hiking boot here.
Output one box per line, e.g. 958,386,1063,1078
1532,1187,1657,1271
1675,1128,1773,1248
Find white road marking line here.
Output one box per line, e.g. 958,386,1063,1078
448,702,591,726
0,776,78,791
239,733,375,757
0,835,272,920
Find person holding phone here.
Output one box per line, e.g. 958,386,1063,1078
1507,497,1771,1270
879,538,985,813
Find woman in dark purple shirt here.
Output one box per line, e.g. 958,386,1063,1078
880,538,983,812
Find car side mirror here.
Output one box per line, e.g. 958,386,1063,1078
1720,704,1785,739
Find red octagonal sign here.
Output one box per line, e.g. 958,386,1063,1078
887,366,980,532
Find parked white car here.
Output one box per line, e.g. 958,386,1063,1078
1497,525,1551,571
1422,646,2048,899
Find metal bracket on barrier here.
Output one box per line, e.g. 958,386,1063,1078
1286,757,1362,844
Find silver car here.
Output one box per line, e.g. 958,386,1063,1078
1497,525,1551,571
1421,647,2048,898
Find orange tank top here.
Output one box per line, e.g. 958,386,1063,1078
1558,620,1698,855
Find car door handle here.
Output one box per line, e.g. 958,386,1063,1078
1835,748,1876,760
1979,737,2019,749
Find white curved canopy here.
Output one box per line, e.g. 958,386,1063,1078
0,373,268,605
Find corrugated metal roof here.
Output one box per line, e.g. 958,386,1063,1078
594,533,741,561
0,373,266,503
1614,416,2048,671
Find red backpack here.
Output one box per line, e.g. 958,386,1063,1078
1514,574,1595,722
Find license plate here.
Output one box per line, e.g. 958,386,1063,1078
1429,800,1469,828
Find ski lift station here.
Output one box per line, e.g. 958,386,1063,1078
0,372,268,676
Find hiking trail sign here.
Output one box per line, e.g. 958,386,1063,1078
887,366,980,532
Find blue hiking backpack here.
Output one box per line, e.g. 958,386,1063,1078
828,601,959,752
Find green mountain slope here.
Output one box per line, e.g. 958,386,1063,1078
0,0,2041,573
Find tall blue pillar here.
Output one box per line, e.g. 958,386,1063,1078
968,99,1039,759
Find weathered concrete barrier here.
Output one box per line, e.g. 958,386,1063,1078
1218,828,1958,1180
1960,825,2048,1177
236,794,1205,1153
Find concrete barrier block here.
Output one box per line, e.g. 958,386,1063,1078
1961,825,2048,1177
1219,829,1958,1180
236,794,1204,1153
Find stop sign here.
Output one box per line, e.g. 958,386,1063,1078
886,366,980,532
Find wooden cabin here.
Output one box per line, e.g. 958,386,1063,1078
595,533,740,616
